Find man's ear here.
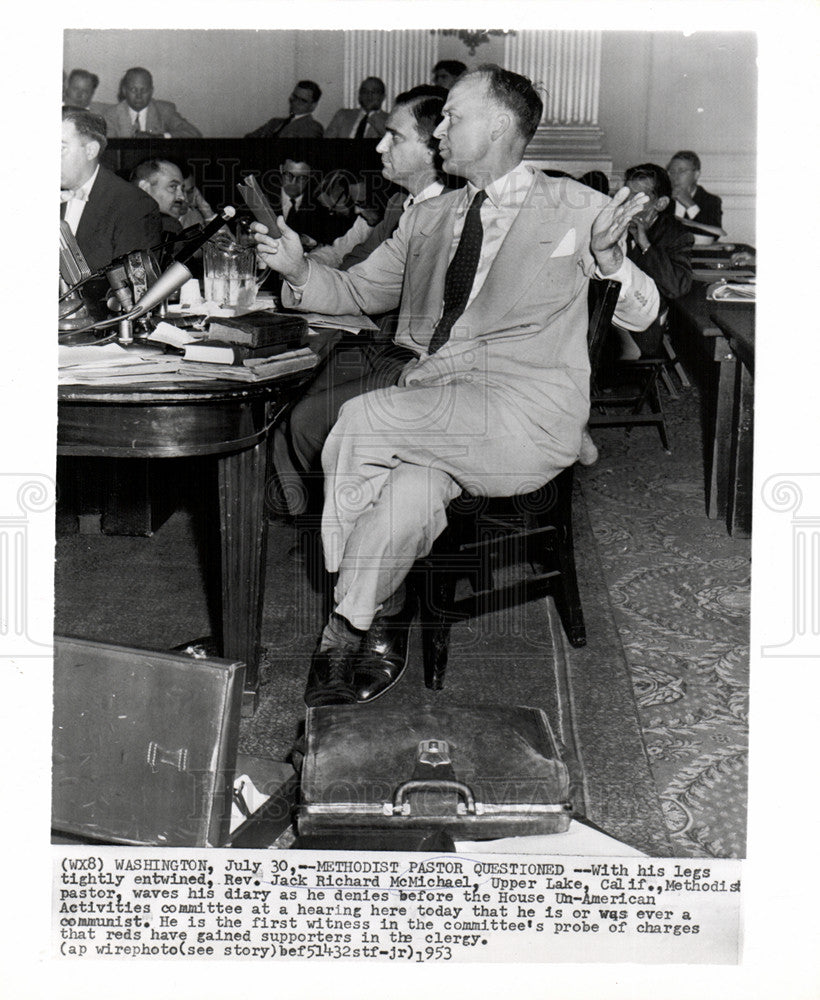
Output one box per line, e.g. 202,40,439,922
85,139,101,162
137,178,151,195
490,112,512,142
656,195,670,213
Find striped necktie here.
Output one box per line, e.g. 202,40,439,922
428,190,488,355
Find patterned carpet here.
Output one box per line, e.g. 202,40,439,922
579,383,749,858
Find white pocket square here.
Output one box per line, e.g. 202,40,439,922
550,229,576,258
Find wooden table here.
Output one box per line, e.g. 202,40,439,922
58,372,308,713
670,286,755,537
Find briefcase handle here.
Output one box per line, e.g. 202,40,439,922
389,779,479,816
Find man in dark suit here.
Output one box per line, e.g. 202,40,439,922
61,107,162,272
614,162,694,358
325,77,388,139
254,67,659,706
104,67,202,138
667,150,723,231
245,80,324,139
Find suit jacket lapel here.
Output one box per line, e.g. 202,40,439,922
145,102,162,133
460,176,564,331
408,198,456,322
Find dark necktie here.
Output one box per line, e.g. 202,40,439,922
428,189,488,355
354,113,369,139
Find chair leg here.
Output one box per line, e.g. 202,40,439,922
541,471,586,648
419,564,458,690
649,381,671,452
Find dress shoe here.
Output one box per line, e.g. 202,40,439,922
304,646,358,707
353,606,413,703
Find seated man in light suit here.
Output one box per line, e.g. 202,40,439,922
245,80,324,139
253,66,659,707
324,77,389,139
104,67,202,138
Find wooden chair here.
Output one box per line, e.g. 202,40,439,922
414,279,622,691
587,313,673,453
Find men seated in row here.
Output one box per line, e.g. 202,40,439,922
246,80,324,138
104,67,202,138
325,77,388,138
271,84,448,517
666,150,723,231
61,107,162,272
253,66,660,707
64,68,109,114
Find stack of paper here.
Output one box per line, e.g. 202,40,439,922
59,341,318,385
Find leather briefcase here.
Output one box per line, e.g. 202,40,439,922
298,704,573,840
52,636,244,847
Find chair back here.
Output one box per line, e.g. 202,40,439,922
586,279,622,382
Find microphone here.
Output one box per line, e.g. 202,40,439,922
128,206,236,319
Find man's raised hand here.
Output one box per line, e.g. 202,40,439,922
590,186,648,275
252,218,309,286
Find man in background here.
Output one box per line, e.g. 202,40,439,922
63,68,109,114
613,161,694,359
131,159,188,236
325,77,388,139
61,106,162,272
245,80,324,138
104,67,202,138
432,59,467,90
666,149,723,232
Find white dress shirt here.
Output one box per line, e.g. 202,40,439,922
62,166,99,235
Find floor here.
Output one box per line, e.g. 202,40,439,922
580,381,749,857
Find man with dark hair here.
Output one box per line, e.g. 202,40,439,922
104,67,202,138
131,159,188,235
64,68,109,114
61,107,162,272
254,66,659,707
271,85,448,517
245,80,324,138
609,162,695,359
432,59,467,90
666,149,723,231
325,77,389,139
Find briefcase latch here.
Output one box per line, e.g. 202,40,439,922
416,739,451,768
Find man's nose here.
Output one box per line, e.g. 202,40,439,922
432,121,446,139
375,135,388,153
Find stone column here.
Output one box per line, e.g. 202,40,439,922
344,30,439,105
503,30,609,171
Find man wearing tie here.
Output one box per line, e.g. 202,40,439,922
324,77,389,139
254,66,660,706
245,80,324,139
61,107,162,272
104,67,202,138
